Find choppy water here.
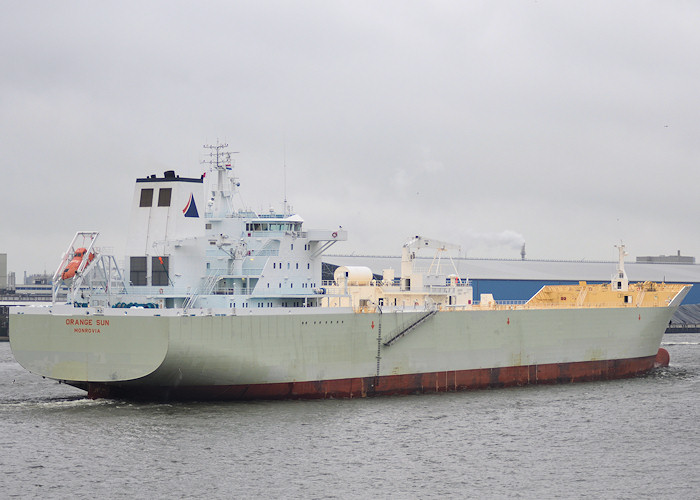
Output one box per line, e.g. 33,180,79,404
1,336,699,499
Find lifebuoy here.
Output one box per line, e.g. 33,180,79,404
332,231,338,238
159,288,164,294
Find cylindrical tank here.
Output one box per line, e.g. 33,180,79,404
334,266,373,285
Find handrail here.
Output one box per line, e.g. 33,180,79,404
320,280,471,288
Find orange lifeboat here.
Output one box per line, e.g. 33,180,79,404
61,248,95,280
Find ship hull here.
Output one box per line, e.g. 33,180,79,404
10,302,679,401
82,353,660,401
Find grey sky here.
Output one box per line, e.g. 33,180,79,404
2,1,699,277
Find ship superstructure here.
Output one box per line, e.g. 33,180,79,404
57,143,347,312
8,144,691,401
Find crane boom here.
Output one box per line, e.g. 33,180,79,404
403,235,460,252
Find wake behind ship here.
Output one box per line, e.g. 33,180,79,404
9,144,690,401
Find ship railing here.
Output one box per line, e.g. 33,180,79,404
132,285,255,297
424,282,472,290
320,280,471,291
249,249,279,256
485,299,528,306
205,267,266,277
349,299,646,313
213,288,254,296
246,231,287,238
474,301,649,310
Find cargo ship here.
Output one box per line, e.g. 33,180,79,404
9,144,690,400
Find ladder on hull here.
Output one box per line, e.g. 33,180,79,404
383,309,438,347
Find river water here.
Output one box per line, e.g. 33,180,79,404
1,336,698,499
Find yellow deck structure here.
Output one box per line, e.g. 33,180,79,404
525,281,688,309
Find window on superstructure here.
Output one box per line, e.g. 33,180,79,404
158,188,172,207
130,257,147,286
139,189,154,207
152,256,169,286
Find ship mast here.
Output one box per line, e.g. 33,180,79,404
203,141,239,217
612,243,629,291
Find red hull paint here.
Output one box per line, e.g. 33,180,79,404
85,351,664,401
654,347,670,368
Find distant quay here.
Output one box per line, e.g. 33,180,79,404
665,323,700,334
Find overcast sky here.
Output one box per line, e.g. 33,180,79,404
2,1,699,277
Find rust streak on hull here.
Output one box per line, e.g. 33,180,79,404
85,352,661,401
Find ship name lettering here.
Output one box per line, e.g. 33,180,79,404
73,327,101,334
65,318,110,328
66,318,93,326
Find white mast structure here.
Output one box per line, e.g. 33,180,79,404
612,243,629,291
203,141,239,218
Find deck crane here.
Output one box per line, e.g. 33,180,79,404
400,236,462,291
